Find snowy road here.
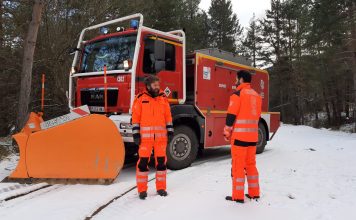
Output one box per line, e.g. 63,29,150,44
1,124,356,220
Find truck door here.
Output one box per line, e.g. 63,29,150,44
138,36,183,102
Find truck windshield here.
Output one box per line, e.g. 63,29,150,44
80,34,137,72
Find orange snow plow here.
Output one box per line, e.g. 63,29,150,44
8,105,125,183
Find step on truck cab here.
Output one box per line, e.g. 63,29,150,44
68,14,280,170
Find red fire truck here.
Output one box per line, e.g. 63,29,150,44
68,14,280,170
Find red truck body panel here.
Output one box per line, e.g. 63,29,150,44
74,30,280,148
76,30,184,113
135,31,184,103
191,51,279,147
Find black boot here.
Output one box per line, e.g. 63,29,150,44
225,196,244,203
139,191,147,200
157,189,168,197
245,194,260,200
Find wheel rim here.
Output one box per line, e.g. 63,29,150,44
169,134,192,161
257,127,263,148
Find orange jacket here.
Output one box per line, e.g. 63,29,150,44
131,90,173,140
226,83,262,145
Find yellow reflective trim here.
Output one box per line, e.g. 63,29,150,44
137,178,148,183
235,177,245,182
168,98,179,103
200,110,281,115
247,175,259,180
200,109,227,114
196,53,269,74
262,112,280,115
236,119,259,124
156,170,167,175
234,128,258,132
248,183,259,188
141,133,154,138
235,186,244,190
137,171,149,176
155,133,167,138
148,36,182,47
141,127,152,131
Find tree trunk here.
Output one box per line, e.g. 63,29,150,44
331,99,338,126
17,0,44,129
350,1,356,132
0,0,3,47
323,88,331,125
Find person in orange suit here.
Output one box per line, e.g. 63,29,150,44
223,70,262,203
131,75,174,200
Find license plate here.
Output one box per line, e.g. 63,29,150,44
89,106,105,112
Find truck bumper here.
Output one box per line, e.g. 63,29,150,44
109,114,134,143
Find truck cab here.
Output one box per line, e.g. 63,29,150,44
69,14,280,170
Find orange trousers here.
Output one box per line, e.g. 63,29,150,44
136,139,167,193
231,145,260,200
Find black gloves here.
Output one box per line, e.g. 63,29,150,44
132,123,141,146
167,131,174,145
133,133,141,146
166,122,174,145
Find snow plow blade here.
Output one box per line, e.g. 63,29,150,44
9,110,125,182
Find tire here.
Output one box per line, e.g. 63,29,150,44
256,122,267,154
166,125,199,170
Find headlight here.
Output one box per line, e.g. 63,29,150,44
120,122,133,129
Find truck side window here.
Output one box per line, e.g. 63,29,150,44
165,43,175,71
143,39,155,73
143,38,176,74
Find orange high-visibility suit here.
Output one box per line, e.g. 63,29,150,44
131,90,173,193
225,83,262,201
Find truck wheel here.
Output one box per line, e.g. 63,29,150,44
166,125,198,170
256,122,267,154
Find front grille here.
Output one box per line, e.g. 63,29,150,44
80,88,118,107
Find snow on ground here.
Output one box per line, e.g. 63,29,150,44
94,124,356,220
0,124,356,220
0,156,18,181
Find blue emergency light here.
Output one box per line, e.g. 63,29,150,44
100,27,109,35
130,20,139,29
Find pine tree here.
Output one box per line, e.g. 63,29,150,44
208,0,243,52
180,0,210,51
242,14,262,67
260,0,287,66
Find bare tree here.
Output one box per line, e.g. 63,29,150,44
17,0,44,129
